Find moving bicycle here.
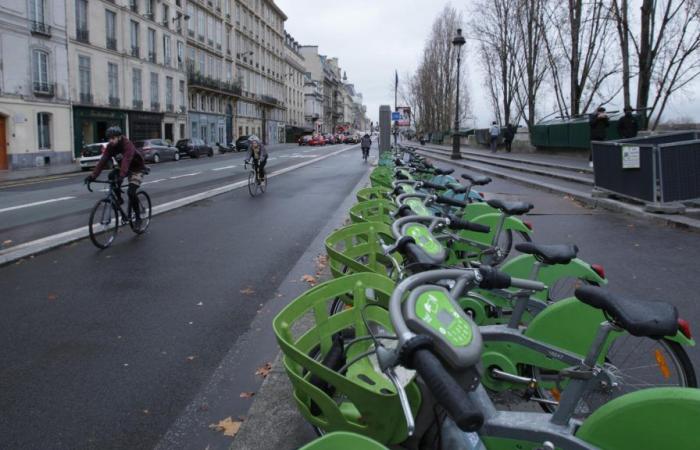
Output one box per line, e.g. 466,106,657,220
245,137,268,196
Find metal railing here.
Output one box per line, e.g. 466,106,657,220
148,51,156,63
76,28,89,42
131,46,140,57
166,103,174,112
31,21,51,37
80,93,93,104
186,69,242,96
106,37,117,50
33,82,54,96
150,101,160,111
109,96,120,106
133,99,143,109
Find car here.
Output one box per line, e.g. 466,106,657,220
323,134,336,144
298,135,313,146
78,142,110,171
176,138,214,158
235,135,256,152
309,134,326,146
344,135,357,144
134,139,179,163
335,134,346,144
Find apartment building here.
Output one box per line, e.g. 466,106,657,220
283,31,304,129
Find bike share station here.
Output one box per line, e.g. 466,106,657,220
591,131,700,213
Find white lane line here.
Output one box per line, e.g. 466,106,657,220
169,172,202,180
142,178,167,185
212,165,237,171
0,196,76,213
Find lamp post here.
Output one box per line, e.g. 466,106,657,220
451,28,466,160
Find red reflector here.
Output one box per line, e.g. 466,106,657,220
523,220,533,231
591,264,606,279
678,319,692,339
478,191,484,199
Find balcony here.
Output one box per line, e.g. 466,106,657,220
80,93,93,104
144,12,154,21
33,82,54,97
131,46,140,57
148,51,156,63
187,69,242,96
31,21,52,37
188,29,194,37
151,101,160,111
260,94,279,106
130,1,138,13
133,99,143,109
166,103,174,112
109,96,120,107
76,28,89,43
106,37,117,50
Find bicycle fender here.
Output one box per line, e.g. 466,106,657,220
666,331,696,347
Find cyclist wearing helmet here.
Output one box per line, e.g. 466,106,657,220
85,126,146,226
245,137,268,181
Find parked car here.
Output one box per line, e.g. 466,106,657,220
134,139,179,163
235,135,257,152
216,142,236,153
344,135,357,144
335,134,346,144
78,142,110,171
323,134,335,144
309,134,326,146
176,138,214,158
298,135,313,146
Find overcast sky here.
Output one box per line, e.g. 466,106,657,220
276,0,700,127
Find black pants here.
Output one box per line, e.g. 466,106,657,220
505,140,512,152
362,146,369,158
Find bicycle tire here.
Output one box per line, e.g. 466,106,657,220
259,174,267,194
247,170,257,197
129,191,152,234
532,337,697,418
89,199,119,249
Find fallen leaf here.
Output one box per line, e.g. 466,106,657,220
2,239,13,246
209,417,242,437
48,293,58,301
240,391,255,398
186,355,196,361
143,409,150,415
302,274,317,286
196,302,204,306
240,287,255,295
255,362,272,378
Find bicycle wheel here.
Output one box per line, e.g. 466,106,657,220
258,174,267,194
247,170,257,197
89,199,119,249
533,337,697,419
129,191,152,234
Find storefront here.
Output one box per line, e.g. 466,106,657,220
188,112,226,145
128,111,165,142
72,106,127,158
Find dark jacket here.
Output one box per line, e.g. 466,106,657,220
617,114,639,139
360,135,371,148
247,141,268,160
503,125,516,142
590,113,610,141
92,137,145,179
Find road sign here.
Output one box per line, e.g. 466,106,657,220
391,112,401,121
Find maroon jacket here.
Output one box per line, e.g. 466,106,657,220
92,137,145,179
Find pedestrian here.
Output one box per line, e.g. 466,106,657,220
589,106,609,168
489,121,500,153
617,106,639,139
503,123,516,153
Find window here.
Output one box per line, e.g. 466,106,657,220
133,68,142,102
130,21,139,56
76,0,88,41
163,35,171,66
30,0,45,24
130,0,138,13
150,72,159,106
37,113,51,149
146,0,154,18
108,62,119,102
105,10,117,50
78,55,91,99
162,4,169,27
148,28,156,62
207,16,214,44
32,49,50,91
187,4,195,34
198,10,205,40
179,80,185,108
198,50,205,74
200,94,205,110
166,76,173,108
177,41,184,70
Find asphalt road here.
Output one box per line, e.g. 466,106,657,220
0,143,349,248
0,145,371,449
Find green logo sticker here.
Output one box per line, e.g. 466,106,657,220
404,224,442,255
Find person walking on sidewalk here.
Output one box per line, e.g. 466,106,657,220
360,133,372,161
589,106,609,167
489,121,501,153
617,106,639,139
503,123,516,153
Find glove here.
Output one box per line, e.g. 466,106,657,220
84,175,95,184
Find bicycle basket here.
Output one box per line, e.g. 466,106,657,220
349,199,397,226
273,273,420,445
299,431,389,450
356,187,391,203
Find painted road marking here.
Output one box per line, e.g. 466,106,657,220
212,165,237,171
143,178,167,185
169,172,202,180
0,196,76,213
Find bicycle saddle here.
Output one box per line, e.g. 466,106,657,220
486,199,533,215
515,243,578,265
461,173,492,186
575,286,679,338
447,182,468,194
434,168,455,176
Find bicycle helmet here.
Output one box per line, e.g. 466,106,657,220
106,126,123,138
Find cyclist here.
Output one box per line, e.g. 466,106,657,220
360,133,371,160
246,138,268,181
84,126,146,228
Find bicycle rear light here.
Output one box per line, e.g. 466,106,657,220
523,220,533,231
678,318,692,339
590,264,606,279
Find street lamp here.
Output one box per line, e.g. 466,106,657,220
451,28,466,160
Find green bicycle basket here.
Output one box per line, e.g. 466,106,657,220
299,431,389,450
349,199,397,226
324,221,403,280
370,168,394,190
273,273,421,445
356,187,392,203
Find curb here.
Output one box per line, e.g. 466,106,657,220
419,150,700,232
0,145,360,266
